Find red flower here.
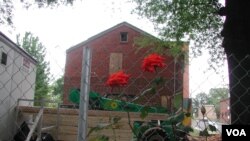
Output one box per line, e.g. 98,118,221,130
106,71,130,88
141,53,165,73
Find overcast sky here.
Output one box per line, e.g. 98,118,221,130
0,0,229,97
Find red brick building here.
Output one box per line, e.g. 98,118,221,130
63,22,189,108
220,98,230,123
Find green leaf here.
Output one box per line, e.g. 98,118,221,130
208,124,217,132
173,93,182,111
140,106,150,119
132,0,225,69
153,77,164,85
199,128,209,136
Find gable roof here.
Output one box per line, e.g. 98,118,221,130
0,31,37,64
66,21,156,53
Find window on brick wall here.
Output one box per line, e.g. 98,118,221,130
120,32,128,42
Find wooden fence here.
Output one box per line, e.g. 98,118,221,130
17,106,169,141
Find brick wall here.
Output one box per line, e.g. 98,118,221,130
220,98,230,123
63,23,188,109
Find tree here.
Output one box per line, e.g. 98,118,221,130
207,88,229,118
132,0,224,62
45,76,64,107
0,0,74,26
193,92,209,117
0,0,13,25
51,76,64,100
193,88,228,118
17,32,51,106
132,0,250,124
193,92,209,108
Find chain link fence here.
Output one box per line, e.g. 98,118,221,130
64,42,191,141
0,29,236,141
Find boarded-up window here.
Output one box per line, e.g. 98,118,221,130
161,96,168,108
109,53,123,74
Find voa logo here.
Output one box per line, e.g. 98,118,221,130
226,129,246,136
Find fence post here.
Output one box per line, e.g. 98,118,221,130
77,46,92,141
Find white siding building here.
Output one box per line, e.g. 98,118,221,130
0,32,37,141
